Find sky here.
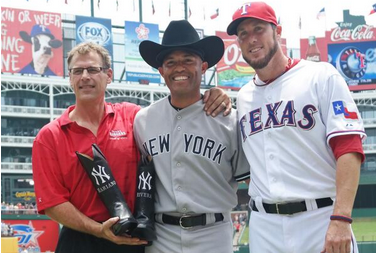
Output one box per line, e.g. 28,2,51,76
1,0,377,48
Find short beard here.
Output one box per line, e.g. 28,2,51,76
244,35,279,70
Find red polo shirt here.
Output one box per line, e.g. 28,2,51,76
32,102,141,222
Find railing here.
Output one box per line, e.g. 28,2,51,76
363,144,376,152
363,118,376,125
1,136,35,146
1,105,51,117
1,162,32,172
1,209,38,215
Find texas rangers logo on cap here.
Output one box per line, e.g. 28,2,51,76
332,101,358,120
227,2,278,35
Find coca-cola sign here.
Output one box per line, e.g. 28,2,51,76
331,25,375,42
327,9,376,44
306,55,321,62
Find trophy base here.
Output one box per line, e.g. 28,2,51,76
132,224,157,242
112,219,138,236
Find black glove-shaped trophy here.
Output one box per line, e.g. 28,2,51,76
76,144,157,242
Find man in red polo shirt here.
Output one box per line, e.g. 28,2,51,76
32,42,231,253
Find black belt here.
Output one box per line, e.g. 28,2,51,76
251,197,333,215
161,213,224,229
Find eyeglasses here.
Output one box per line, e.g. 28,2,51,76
69,67,108,75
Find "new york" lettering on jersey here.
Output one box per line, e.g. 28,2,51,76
239,100,318,141
142,133,227,164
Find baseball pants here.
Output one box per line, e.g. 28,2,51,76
146,218,233,253
248,204,358,253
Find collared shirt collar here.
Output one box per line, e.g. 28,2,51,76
58,103,115,127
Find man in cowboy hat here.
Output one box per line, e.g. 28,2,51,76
134,20,250,253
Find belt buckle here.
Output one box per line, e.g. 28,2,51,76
179,215,192,230
275,203,290,215
275,202,295,216
275,203,280,214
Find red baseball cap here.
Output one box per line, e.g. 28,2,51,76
227,2,278,36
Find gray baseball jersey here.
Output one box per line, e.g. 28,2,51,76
133,97,250,214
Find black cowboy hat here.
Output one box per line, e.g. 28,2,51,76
139,20,224,69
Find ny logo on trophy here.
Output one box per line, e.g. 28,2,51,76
76,144,157,243
138,172,152,190
91,165,110,185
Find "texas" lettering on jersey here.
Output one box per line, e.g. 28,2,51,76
239,100,318,141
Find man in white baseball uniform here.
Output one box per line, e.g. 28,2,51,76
134,20,250,253
227,2,366,253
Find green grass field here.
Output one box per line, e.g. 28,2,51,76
239,226,249,244
352,217,376,242
238,217,376,245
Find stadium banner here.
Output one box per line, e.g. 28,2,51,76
14,191,35,203
1,7,63,76
124,21,160,84
328,41,376,90
75,16,113,61
3,219,60,252
300,9,376,91
325,10,376,91
215,31,254,90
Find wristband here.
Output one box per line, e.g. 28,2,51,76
330,215,353,224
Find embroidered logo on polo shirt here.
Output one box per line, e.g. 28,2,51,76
109,130,127,140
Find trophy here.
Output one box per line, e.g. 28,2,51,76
132,158,157,242
76,144,138,235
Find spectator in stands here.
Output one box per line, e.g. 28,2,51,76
1,222,8,236
21,245,29,253
7,224,14,236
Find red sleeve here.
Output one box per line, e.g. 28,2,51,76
32,139,70,214
329,135,365,163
